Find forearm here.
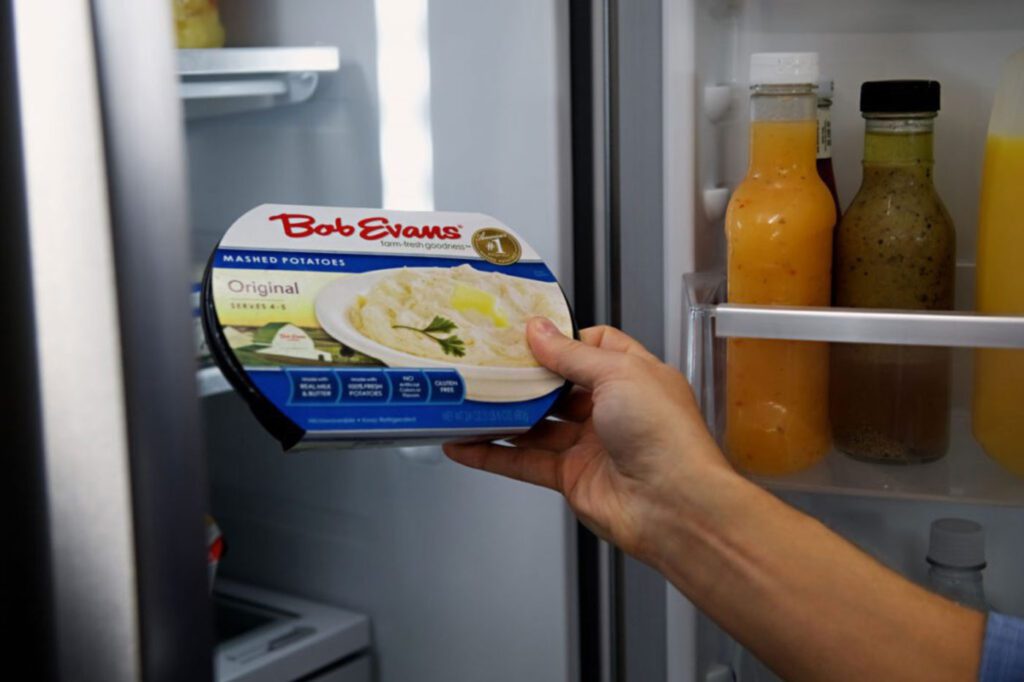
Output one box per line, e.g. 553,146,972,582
648,465,985,682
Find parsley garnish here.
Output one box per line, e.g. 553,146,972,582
393,316,466,358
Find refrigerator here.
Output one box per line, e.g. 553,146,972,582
7,1,1024,681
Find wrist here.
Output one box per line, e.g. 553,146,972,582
641,455,754,577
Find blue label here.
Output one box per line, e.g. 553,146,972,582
424,370,465,404
339,371,390,404
245,368,560,434
212,242,570,439
386,370,430,403
214,249,558,282
288,370,340,405
284,369,466,407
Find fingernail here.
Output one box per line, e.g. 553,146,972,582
531,317,560,336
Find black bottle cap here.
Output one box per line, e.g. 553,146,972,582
860,80,940,113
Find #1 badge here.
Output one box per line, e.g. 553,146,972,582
472,227,522,265
203,204,577,450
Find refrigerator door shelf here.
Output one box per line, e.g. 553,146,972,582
715,305,1024,350
684,269,1024,506
685,267,1024,351
177,47,340,118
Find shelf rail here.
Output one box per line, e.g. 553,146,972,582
176,47,340,114
714,304,1024,349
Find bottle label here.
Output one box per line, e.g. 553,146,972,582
817,107,832,160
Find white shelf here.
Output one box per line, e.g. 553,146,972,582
177,47,340,117
197,365,231,397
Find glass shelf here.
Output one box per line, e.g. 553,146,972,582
751,410,1024,506
684,270,1024,506
177,47,340,118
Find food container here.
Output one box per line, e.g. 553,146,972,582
173,0,226,49
202,204,576,450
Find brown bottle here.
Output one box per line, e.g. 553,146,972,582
816,80,841,221
831,81,955,463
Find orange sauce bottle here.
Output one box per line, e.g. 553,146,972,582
725,53,836,475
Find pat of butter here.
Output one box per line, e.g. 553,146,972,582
451,282,508,327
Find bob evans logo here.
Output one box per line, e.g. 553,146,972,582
270,213,462,241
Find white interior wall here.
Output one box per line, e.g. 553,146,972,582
700,0,1024,269
189,2,574,681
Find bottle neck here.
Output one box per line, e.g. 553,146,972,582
928,565,989,611
748,84,818,174
863,114,936,166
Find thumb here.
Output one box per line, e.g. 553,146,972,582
527,317,624,390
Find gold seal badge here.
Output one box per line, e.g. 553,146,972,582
471,227,522,265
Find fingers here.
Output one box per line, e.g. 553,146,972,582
580,325,660,363
552,387,593,423
511,418,583,452
443,441,560,491
527,318,629,390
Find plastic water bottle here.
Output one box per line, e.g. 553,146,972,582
926,518,990,611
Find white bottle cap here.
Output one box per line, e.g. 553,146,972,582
750,52,819,86
927,518,986,569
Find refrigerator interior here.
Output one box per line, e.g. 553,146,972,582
664,0,1024,680
186,2,576,681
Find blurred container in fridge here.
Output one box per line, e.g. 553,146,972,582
974,49,1024,476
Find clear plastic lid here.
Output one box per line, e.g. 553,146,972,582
989,49,1024,137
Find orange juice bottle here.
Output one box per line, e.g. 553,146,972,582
725,53,836,475
974,49,1024,475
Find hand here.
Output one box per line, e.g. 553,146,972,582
453,322,987,682
443,318,730,563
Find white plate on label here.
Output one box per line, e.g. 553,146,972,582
313,268,566,402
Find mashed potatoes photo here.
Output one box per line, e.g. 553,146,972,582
349,265,572,368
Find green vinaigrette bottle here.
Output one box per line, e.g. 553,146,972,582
831,80,956,463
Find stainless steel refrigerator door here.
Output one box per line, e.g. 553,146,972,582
1,0,55,675
11,0,211,680
572,0,672,680
611,0,673,676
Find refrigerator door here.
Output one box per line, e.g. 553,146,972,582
10,0,211,680
600,1,675,681
568,0,678,680
1,1,55,676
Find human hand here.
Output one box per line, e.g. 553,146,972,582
443,318,731,563
454,322,988,682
